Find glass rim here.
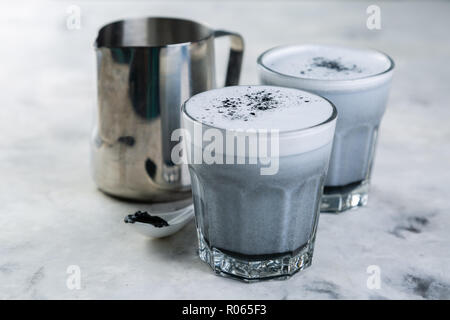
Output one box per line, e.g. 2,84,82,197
257,44,395,84
181,85,338,137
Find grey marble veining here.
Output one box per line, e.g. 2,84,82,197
0,1,449,299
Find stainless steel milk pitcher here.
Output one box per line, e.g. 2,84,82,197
91,17,244,202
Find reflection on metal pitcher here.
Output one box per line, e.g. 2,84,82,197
91,17,244,202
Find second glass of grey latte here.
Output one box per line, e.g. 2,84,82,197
258,44,394,213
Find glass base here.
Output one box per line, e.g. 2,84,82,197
197,229,314,282
320,180,369,213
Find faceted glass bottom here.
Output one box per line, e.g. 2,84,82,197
196,229,315,282
320,179,369,213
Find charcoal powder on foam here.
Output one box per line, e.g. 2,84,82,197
184,86,333,132
262,45,391,81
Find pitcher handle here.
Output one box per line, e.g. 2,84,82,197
214,30,244,86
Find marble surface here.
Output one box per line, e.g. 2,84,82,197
1,1,450,299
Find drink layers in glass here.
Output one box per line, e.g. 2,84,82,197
181,85,337,281
258,44,394,212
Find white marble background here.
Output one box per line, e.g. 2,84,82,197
0,0,449,299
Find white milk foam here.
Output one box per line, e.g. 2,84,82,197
261,44,391,81
184,85,333,132
182,86,337,156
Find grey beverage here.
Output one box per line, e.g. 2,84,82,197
258,45,394,212
181,85,336,281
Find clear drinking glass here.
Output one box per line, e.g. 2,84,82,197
258,44,394,213
181,85,337,281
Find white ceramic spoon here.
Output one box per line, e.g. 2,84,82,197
124,204,194,238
